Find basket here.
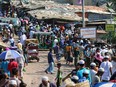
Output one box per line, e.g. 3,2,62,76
66,80,90,87
75,80,90,87
63,78,75,87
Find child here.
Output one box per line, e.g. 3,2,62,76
55,63,62,87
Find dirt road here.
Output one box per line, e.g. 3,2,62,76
23,51,74,87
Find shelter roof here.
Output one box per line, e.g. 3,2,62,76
28,9,88,21
97,30,107,34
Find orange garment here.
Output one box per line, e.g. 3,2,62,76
66,46,71,52
74,47,79,51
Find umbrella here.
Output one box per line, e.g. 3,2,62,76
0,50,22,60
94,82,116,87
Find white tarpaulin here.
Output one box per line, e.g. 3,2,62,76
80,27,96,38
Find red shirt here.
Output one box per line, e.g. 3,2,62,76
8,61,18,72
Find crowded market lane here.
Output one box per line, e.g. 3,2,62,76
23,51,73,87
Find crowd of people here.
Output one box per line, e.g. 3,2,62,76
42,40,116,87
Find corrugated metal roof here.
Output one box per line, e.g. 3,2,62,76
68,5,108,12
28,10,88,21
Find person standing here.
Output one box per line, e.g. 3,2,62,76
107,45,114,57
17,40,25,79
54,43,60,62
20,33,27,46
1,60,10,76
65,43,72,65
90,62,97,86
9,68,21,87
9,36,15,47
53,36,58,48
78,70,90,83
94,48,103,66
93,68,104,86
45,48,54,74
111,56,116,74
100,56,112,82
101,46,108,57
17,55,25,79
8,59,18,76
29,28,35,39
55,63,62,87
76,60,91,84
17,40,23,54
72,42,79,66
53,36,58,53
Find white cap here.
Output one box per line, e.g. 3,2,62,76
105,45,107,47
71,75,79,80
88,41,91,44
80,40,83,43
77,40,79,43
108,45,111,47
9,80,17,85
104,56,109,59
78,60,85,65
18,40,20,42
83,70,89,74
42,76,49,81
103,46,105,49
90,62,96,67
92,45,95,47
98,68,104,72
55,36,57,38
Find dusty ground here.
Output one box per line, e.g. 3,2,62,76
23,51,74,87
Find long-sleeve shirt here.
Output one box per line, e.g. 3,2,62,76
77,68,91,84
48,52,54,64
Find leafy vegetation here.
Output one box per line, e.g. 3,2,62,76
107,0,116,11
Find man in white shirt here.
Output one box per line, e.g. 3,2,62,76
111,56,116,74
20,33,27,46
9,37,14,47
90,62,97,86
29,30,35,39
17,55,25,79
53,37,58,48
107,45,113,57
100,56,112,82
101,46,108,57
93,68,104,86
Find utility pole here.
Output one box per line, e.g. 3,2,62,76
110,12,113,24
82,0,85,27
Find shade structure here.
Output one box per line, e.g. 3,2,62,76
27,9,88,21
0,50,22,60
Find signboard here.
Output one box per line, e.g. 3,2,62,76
80,27,96,38
106,24,115,31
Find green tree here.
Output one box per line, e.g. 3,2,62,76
107,0,116,11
